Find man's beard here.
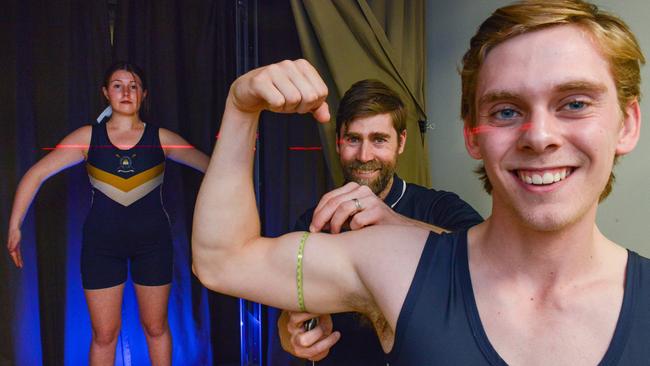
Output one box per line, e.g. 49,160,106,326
342,159,396,195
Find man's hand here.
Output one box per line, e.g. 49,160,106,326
310,182,406,233
7,228,23,268
278,311,341,361
228,59,330,122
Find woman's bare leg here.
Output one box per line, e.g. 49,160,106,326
134,283,172,366
85,283,125,366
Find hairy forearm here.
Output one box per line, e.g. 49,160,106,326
403,216,449,234
373,210,449,234
192,96,262,279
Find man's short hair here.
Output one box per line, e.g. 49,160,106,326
336,79,407,139
460,0,645,200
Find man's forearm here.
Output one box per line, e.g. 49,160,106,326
192,96,261,281
404,216,448,234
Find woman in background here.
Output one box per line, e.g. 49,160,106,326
6,61,209,365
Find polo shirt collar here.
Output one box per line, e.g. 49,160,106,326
384,174,406,208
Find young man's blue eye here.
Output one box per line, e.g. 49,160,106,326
496,108,518,119
567,101,585,110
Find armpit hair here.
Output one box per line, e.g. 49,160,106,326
344,293,393,345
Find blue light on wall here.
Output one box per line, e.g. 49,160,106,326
12,217,43,366
240,299,262,366
64,169,92,365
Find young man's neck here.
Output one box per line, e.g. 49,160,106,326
470,202,620,283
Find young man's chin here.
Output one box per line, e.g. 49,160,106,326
504,196,597,233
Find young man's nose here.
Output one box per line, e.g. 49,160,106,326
517,110,563,153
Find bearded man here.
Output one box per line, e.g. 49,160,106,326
276,79,482,365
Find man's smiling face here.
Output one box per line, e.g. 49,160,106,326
338,113,406,198
465,24,640,231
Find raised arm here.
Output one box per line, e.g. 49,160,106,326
159,128,209,173
7,126,91,267
191,60,428,327
191,59,344,312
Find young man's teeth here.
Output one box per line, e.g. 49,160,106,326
519,169,570,185
542,172,554,184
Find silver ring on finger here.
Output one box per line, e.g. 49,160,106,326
352,198,362,212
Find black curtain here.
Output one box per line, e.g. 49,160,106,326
1,1,112,365
113,0,238,364
257,1,332,365
1,0,329,365
1,0,234,364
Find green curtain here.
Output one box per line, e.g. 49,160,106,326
290,0,429,187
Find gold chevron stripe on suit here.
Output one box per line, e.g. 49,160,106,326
86,163,165,207
88,174,164,207
87,163,165,192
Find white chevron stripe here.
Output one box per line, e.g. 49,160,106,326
89,174,164,207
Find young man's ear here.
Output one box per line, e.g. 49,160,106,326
615,98,641,156
464,122,482,160
397,129,407,154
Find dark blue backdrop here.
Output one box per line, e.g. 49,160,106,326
1,0,331,365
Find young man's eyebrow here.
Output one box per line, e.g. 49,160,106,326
477,91,523,106
477,81,608,107
553,80,608,94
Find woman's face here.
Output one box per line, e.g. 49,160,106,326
102,69,147,117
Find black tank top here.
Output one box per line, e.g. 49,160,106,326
387,230,650,365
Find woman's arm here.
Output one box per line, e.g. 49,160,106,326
7,125,91,267
159,128,209,173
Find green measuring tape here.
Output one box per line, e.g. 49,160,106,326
296,231,310,312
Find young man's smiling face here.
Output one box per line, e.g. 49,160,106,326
465,24,640,231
